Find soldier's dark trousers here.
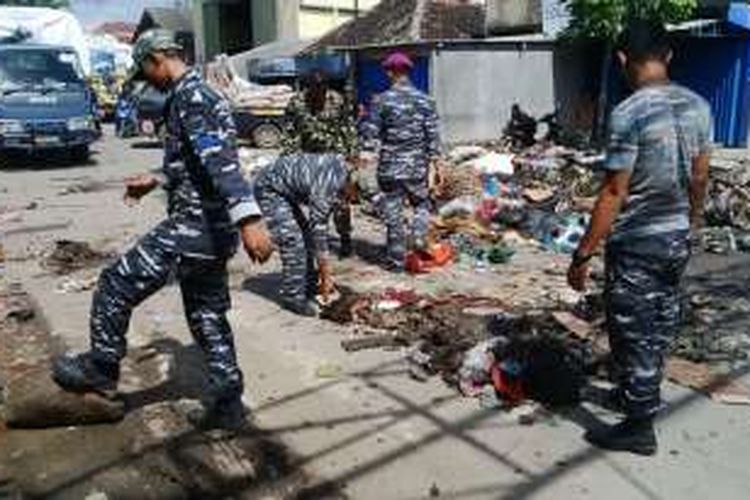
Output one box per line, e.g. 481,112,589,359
605,232,690,419
379,177,430,269
256,187,316,303
90,220,243,397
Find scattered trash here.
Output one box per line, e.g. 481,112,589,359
466,152,515,177
341,332,401,353
666,358,750,406
405,242,455,274
42,240,114,276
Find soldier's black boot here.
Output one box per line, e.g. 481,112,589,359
188,394,248,432
52,352,119,396
339,235,353,259
585,417,657,456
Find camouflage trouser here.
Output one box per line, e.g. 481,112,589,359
256,187,317,303
90,219,243,397
605,231,690,419
378,177,431,269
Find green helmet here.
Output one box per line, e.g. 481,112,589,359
128,29,182,81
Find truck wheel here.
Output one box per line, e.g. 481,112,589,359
70,145,90,163
252,123,282,149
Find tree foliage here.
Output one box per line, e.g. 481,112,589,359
0,0,70,8
564,0,698,40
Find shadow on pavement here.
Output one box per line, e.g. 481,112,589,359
0,150,98,171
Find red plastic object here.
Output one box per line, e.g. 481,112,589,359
405,242,455,274
490,363,526,405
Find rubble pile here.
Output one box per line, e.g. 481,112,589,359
323,286,599,408
702,151,750,254
206,55,295,111
425,110,603,273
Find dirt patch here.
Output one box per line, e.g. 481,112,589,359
0,285,345,499
42,240,115,276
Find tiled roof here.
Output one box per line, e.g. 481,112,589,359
310,0,485,50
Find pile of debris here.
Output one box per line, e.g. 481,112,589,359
702,150,750,254
206,55,295,111
427,128,601,272
322,286,602,408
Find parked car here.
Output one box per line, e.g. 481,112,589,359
115,82,167,140
0,43,100,162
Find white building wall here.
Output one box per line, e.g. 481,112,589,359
432,46,556,143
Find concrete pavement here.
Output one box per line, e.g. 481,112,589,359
1,127,749,499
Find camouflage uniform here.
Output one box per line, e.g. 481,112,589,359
361,79,441,269
605,232,690,418
603,83,712,419
255,154,348,303
282,89,357,249
91,68,259,398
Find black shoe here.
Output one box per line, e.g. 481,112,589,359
585,418,657,456
281,298,318,317
52,352,119,396
187,396,248,432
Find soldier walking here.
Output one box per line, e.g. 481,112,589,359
255,154,354,316
52,30,273,431
361,52,442,272
568,21,712,455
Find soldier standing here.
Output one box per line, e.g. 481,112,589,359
361,52,442,272
568,21,712,455
52,30,273,431
255,154,354,317
282,70,359,258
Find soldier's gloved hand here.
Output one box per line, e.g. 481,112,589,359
124,174,159,205
240,219,273,264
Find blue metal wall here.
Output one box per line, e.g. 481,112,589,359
608,35,750,147
670,36,750,147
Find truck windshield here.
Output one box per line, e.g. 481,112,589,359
0,48,84,91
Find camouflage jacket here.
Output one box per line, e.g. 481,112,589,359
281,89,359,157
256,153,348,257
162,68,260,259
361,79,441,180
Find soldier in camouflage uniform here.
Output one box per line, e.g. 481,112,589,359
568,21,712,455
282,71,358,258
255,153,352,316
52,30,274,431
361,52,442,272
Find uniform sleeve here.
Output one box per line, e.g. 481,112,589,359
181,90,261,224
360,96,383,155
423,97,442,159
604,107,638,172
696,100,714,155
